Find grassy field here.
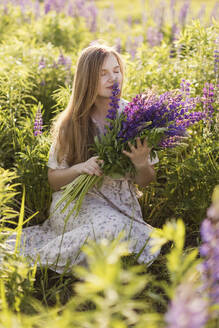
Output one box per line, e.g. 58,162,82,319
0,0,218,327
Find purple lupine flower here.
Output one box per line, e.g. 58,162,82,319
196,4,206,22
214,49,219,76
101,4,116,26
70,0,98,32
170,23,180,42
87,1,97,32
44,0,52,14
105,82,120,130
180,79,191,97
34,104,43,136
117,89,206,146
165,281,209,328
178,0,190,28
214,37,219,78
126,36,144,59
209,2,219,23
199,186,219,312
34,0,41,19
44,0,63,14
115,38,122,53
201,82,215,113
52,60,58,69
147,27,163,47
170,0,176,20
38,57,46,70
153,1,165,32
57,50,72,70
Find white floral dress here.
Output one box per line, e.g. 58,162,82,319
5,99,159,274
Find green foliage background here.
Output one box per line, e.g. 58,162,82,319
0,0,218,326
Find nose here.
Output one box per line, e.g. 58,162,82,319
108,73,117,83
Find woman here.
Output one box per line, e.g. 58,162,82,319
6,44,159,274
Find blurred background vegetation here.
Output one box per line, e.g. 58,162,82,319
0,0,218,326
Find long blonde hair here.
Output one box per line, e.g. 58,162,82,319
50,44,124,166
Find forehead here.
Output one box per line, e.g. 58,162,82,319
101,53,119,69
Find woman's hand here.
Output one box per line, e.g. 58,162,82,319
123,137,155,187
122,137,151,169
76,156,103,176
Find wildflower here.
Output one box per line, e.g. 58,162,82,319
180,79,191,98
178,0,190,27
38,57,46,70
147,27,163,47
105,82,120,128
214,49,219,76
44,1,51,14
126,36,144,59
214,37,219,78
69,0,98,32
44,0,62,14
165,280,209,328
202,82,215,113
199,186,219,313
115,38,122,53
118,89,206,145
57,50,72,70
34,104,43,136
86,1,97,32
196,4,206,21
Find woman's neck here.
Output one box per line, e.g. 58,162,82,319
92,96,111,120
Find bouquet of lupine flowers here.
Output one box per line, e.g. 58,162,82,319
54,82,209,220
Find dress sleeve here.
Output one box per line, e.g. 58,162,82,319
47,142,69,169
148,151,159,165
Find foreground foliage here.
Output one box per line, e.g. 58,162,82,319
0,0,218,327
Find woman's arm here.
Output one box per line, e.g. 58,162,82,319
48,156,103,192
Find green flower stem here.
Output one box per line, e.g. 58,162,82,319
73,175,102,216
54,175,103,225
60,175,89,212
54,175,87,212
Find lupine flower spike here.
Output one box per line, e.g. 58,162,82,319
165,280,208,328
105,81,120,129
34,103,43,136
199,185,219,318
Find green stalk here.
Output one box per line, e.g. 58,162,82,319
62,175,103,225
54,175,88,212
74,175,101,216
60,175,89,212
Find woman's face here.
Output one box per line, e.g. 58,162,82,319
97,53,123,98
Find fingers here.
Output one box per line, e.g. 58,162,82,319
85,156,103,176
84,167,102,176
122,149,132,158
136,137,142,148
128,141,136,152
143,138,151,151
91,156,104,166
84,164,102,176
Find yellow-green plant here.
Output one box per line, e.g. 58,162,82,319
0,168,20,226
0,186,37,313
